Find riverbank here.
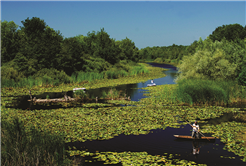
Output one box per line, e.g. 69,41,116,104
1,63,167,97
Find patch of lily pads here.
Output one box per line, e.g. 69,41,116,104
2,63,246,165
67,150,206,165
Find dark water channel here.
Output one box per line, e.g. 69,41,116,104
6,63,245,165
7,63,178,109
65,63,245,166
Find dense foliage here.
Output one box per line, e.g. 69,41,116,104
1,17,140,84
175,37,246,82
138,24,246,82
209,24,246,42
139,44,188,64
2,18,245,89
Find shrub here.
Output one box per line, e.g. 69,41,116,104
237,67,246,86
34,68,72,84
175,79,229,105
154,58,163,63
1,66,25,82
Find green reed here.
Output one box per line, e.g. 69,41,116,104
1,63,149,88
1,117,71,166
174,79,246,106
100,88,123,99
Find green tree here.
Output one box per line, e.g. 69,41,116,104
18,17,63,75
237,67,246,86
209,24,246,42
117,37,139,62
176,48,238,82
88,28,121,64
1,20,21,63
57,37,86,75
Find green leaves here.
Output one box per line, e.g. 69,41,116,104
209,24,246,42
237,67,246,86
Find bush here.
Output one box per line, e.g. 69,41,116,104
83,57,112,72
175,79,229,105
176,48,238,82
237,67,246,86
1,66,25,82
154,58,163,63
34,68,72,84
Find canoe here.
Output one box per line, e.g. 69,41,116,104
174,135,216,140
147,83,156,87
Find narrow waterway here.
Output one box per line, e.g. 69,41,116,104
66,63,245,166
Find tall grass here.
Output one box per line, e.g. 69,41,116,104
72,64,149,83
72,72,105,83
2,63,150,88
174,79,246,106
1,77,60,88
100,88,122,99
1,117,71,166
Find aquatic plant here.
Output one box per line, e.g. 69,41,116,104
203,121,246,162
2,63,245,165
1,117,69,166
67,150,202,165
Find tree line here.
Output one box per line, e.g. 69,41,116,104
1,17,140,83
1,17,246,86
138,23,246,86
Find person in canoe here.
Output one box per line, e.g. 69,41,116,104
191,121,200,139
151,79,154,84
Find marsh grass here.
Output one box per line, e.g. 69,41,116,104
1,117,72,166
174,79,246,106
74,90,87,100
100,89,123,99
2,63,149,88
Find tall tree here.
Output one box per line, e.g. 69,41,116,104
90,28,121,64
209,24,246,42
1,20,21,63
117,37,139,62
18,17,63,75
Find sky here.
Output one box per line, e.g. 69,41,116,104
1,1,246,49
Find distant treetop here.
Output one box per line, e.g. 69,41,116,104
209,23,246,42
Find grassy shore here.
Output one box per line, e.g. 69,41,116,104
1,63,167,97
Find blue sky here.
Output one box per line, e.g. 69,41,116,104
1,1,245,49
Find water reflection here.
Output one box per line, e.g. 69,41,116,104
192,141,200,157
67,126,245,165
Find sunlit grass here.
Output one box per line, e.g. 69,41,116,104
1,63,151,90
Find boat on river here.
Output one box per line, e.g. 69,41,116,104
147,83,156,87
174,135,216,140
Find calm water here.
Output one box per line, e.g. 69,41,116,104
84,62,178,102
66,63,245,166
6,63,245,165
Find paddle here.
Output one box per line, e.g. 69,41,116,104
186,120,210,141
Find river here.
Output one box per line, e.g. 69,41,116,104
66,63,245,166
